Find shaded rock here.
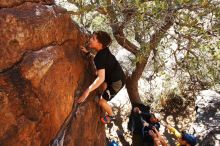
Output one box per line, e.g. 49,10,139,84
0,1,105,146
191,90,220,145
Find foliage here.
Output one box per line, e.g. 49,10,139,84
60,0,220,101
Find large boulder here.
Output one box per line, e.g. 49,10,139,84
0,1,105,146
0,0,54,8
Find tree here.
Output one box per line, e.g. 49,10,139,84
63,0,220,105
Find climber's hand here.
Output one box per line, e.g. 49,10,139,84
77,89,90,103
80,46,89,54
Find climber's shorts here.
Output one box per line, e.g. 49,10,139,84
101,80,124,101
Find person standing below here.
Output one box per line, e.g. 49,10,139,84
166,125,197,146
77,31,126,124
128,103,154,146
149,127,168,146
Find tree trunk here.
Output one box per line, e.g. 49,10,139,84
126,61,148,104
112,11,174,106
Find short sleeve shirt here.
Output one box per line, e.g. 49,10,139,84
94,48,125,84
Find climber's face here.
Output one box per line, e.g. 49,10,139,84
88,34,103,51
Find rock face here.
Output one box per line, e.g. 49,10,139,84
0,1,105,146
0,0,54,8
192,90,220,146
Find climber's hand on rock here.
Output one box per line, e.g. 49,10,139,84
80,46,89,54
77,89,90,103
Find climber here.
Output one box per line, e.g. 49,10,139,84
77,31,126,124
166,124,197,146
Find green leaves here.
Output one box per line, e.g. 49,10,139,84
64,0,220,94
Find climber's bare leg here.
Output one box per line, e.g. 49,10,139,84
98,97,113,116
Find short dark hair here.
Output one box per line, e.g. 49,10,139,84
93,31,112,48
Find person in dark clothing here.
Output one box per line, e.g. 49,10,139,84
77,31,126,124
141,113,160,146
128,104,151,135
128,104,155,146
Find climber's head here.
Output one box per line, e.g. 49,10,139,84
89,31,112,51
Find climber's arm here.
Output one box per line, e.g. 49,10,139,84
88,69,105,92
77,69,105,103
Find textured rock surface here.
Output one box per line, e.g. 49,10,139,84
0,0,54,8
0,1,105,146
0,2,76,71
191,90,220,146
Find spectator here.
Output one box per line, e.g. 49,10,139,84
141,113,160,146
128,103,161,146
149,127,168,146
128,103,151,146
166,125,197,146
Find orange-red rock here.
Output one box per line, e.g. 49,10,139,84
0,0,54,8
0,1,105,146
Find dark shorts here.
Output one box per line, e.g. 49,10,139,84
101,80,124,101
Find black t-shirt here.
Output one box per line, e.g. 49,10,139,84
94,48,125,84
128,104,151,135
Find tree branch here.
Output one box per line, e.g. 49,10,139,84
105,2,139,55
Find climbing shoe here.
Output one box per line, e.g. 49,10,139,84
101,115,115,124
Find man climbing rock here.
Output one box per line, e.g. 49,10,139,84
77,31,126,124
